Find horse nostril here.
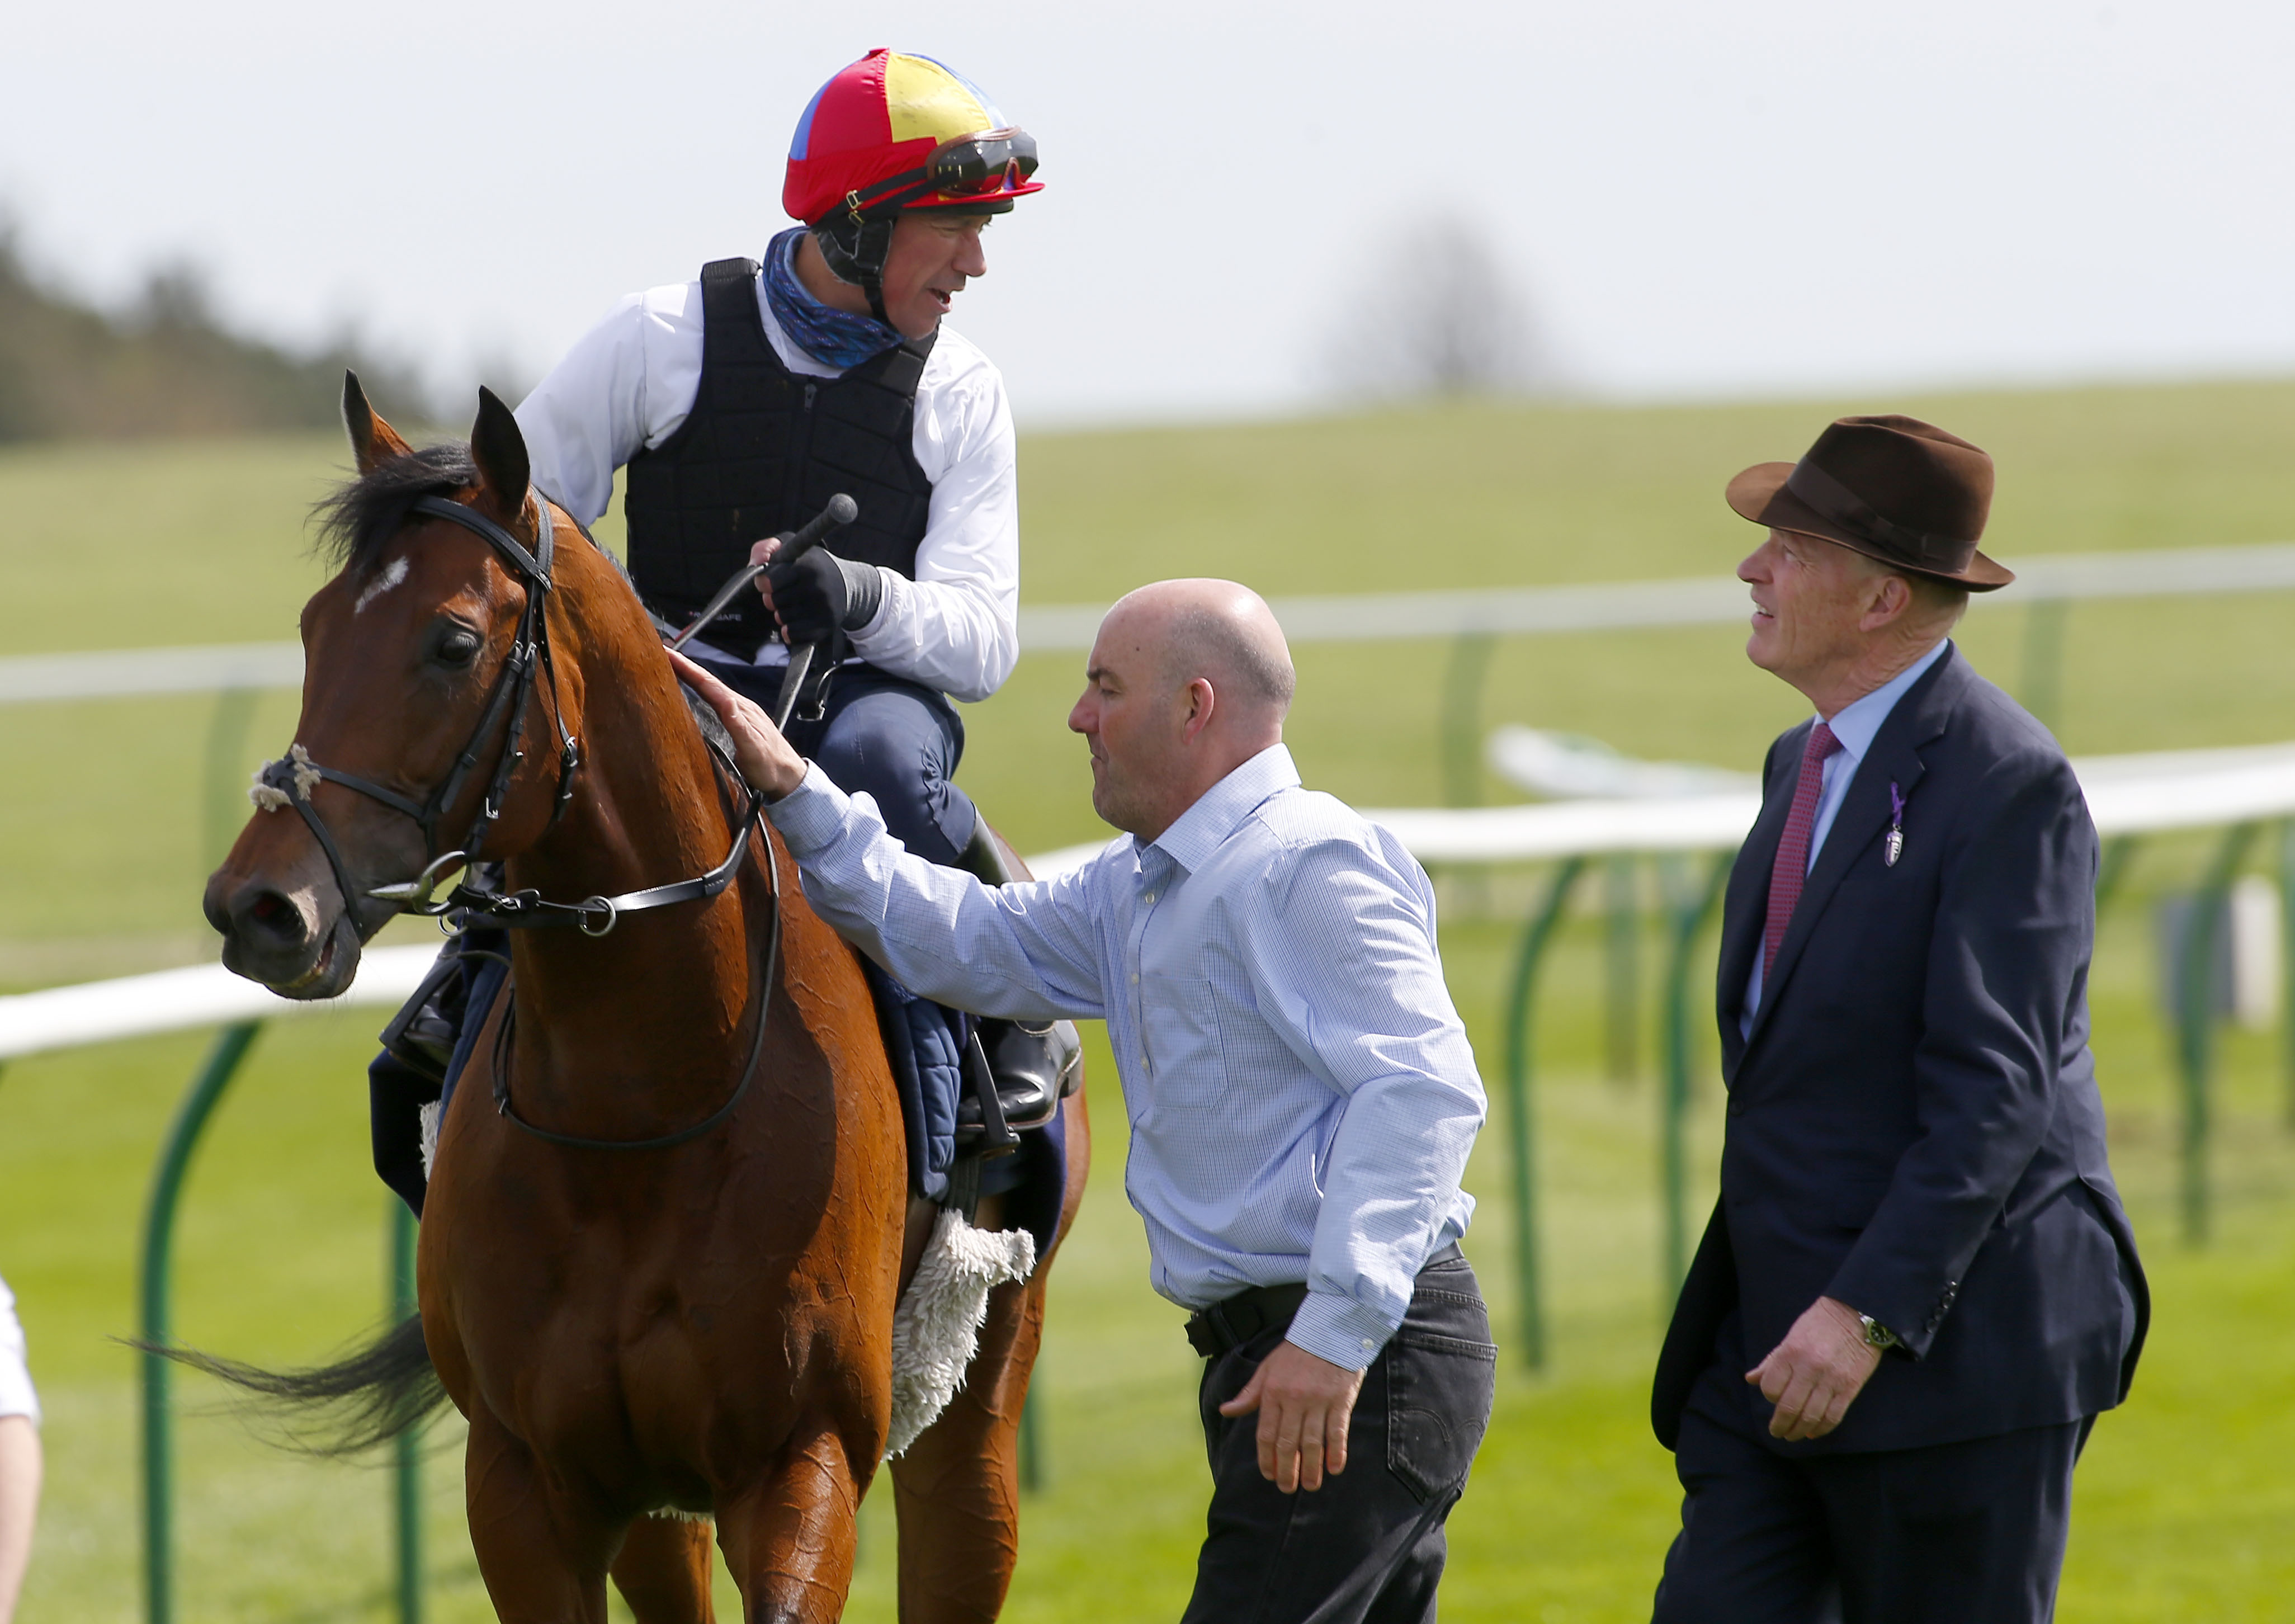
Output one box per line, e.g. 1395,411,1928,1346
237,887,310,948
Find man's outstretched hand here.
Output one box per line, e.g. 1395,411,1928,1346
665,647,808,801
1746,1295,1883,1441
1219,1340,1366,1494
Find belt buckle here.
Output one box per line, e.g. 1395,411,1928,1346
1184,1312,1220,1358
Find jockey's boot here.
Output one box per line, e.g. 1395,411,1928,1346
953,822,1087,1147
374,863,507,1086
377,942,472,1084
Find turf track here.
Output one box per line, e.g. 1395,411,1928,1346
3,381,2294,1618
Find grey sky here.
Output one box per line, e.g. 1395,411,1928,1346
4,0,2290,424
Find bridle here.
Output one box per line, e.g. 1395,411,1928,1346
255,492,580,921
251,485,779,1151
254,489,767,938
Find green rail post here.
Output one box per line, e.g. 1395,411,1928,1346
1501,856,1585,1372
2019,599,2069,739
201,688,260,870
2176,823,2260,1246
140,1020,263,1624
2282,820,2295,1130
1603,856,1640,1083
390,1202,423,1623
1018,1376,1045,1494
1658,855,1732,1299
2095,834,2139,912
1438,632,1497,810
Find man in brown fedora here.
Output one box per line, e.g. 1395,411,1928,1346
1649,416,2147,1622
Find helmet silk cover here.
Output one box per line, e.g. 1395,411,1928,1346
784,49,1041,226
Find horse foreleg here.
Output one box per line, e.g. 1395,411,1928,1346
464,1405,616,1623
716,1426,865,1623
613,1514,719,1623
886,1270,1045,1624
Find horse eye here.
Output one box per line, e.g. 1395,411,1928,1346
433,627,483,667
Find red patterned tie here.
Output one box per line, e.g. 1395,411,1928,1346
1763,721,1842,979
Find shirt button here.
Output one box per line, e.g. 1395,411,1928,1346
1142,891,1155,904
1130,972,1139,985
1361,1338,1375,1351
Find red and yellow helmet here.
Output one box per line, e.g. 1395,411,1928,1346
784,50,1042,229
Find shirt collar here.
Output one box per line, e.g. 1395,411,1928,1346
1822,638,1951,763
1148,743,1302,875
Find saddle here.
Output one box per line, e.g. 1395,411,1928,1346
952,821,1083,1142
868,820,1080,1214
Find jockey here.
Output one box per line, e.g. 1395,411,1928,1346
368,49,1073,1215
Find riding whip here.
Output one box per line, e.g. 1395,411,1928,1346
667,492,860,658
764,495,861,730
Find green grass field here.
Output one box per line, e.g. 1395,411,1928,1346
3,380,2295,1619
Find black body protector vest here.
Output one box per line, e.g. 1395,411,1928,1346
622,257,937,659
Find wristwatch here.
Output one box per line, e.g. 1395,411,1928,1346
1858,1313,1901,1352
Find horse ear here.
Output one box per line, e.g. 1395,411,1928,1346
469,386,531,521
342,370,413,474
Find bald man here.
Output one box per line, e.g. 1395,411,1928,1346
673,579,1495,1624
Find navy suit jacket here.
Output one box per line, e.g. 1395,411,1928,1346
1652,647,2147,1456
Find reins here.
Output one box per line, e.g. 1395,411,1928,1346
437,773,766,937
485,745,784,1154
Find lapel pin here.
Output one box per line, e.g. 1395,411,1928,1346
1885,781,1906,867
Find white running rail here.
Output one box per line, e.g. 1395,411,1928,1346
8,742,2294,1061
8,541,2295,703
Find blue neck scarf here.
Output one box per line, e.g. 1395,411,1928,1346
761,226,905,370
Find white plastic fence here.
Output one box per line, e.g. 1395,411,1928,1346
7,541,2295,704
7,740,2295,1060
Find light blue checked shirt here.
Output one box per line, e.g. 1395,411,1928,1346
766,743,1486,1370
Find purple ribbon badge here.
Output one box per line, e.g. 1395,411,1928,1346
1886,781,1906,867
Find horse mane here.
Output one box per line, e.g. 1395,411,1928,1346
314,443,483,574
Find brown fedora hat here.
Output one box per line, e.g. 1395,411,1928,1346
1726,415,2013,591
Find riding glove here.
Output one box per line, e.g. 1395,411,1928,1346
763,548,885,650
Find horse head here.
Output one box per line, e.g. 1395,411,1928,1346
205,374,588,998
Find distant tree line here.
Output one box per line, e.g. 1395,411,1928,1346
1321,215,1566,402
0,225,426,442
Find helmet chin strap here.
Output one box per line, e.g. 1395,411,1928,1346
813,216,896,326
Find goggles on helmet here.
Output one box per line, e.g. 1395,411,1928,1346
839,125,1041,221
925,128,1038,199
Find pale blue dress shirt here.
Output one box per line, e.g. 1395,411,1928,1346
765,742,1486,1370
1740,638,1951,1036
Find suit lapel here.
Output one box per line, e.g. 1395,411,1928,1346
1740,649,1964,1057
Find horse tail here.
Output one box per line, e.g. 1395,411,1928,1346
131,1315,449,1458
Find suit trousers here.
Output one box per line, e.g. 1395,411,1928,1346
1181,1252,1498,1624
1652,1399,2085,1624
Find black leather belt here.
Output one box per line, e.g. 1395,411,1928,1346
1185,1283,1310,1359
1183,1244,1462,1359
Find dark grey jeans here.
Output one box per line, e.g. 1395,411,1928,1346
1182,1251,1498,1624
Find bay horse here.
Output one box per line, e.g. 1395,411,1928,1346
197,377,1088,1621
